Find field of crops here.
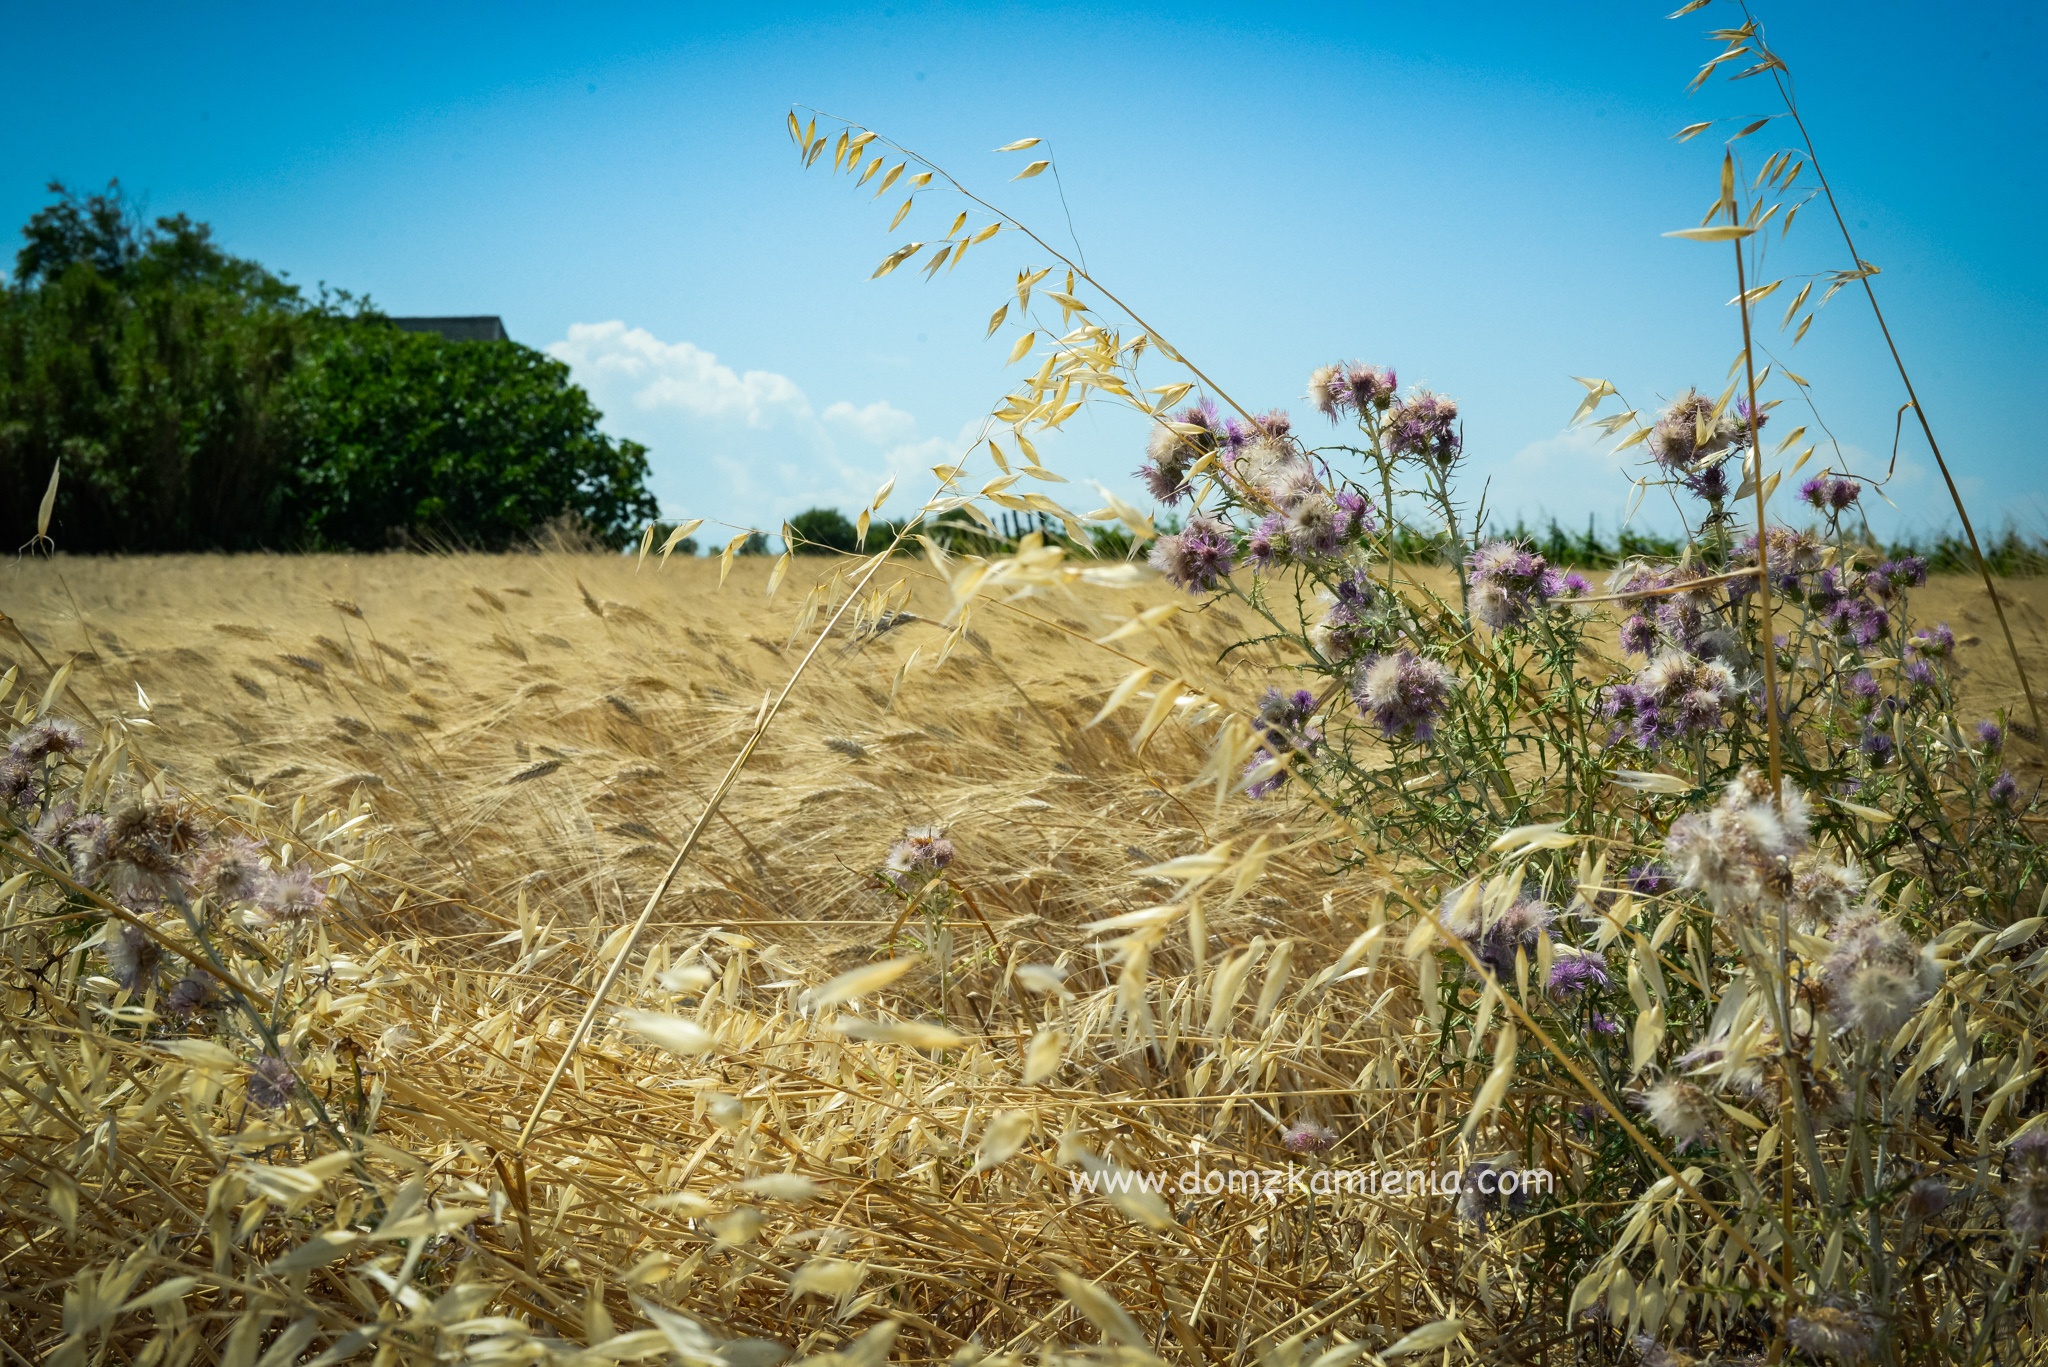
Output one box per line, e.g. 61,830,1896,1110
1,551,2044,1365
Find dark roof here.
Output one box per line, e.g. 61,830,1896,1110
390,316,508,342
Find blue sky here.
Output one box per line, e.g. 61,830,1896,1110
6,1,2043,542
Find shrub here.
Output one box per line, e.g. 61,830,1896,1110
786,506,862,553
282,320,657,550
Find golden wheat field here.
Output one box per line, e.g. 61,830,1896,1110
0,551,2044,1366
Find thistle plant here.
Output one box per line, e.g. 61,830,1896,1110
772,5,2047,1361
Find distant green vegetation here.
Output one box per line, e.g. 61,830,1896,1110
781,506,2047,577
785,507,863,554
0,181,657,552
1483,517,2048,575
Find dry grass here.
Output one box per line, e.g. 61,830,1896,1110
1,551,2044,1367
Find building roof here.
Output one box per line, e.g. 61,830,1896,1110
390,316,508,342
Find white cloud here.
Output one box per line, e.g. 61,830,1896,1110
823,399,918,446
552,322,815,431
549,322,950,540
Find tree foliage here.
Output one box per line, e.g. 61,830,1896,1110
785,506,861,553
284,322,655,550
0,181,657,552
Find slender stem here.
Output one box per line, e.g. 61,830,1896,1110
1731,192,1785,806
515,513,945,1151
1730,161,1799,1346
799,109,1272,452
1417,911,1795,1298
1738,7,2043,741
1967,1241,2028,1366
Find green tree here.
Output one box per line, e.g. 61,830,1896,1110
0,182,659,552
283,322,657,550
786,506,860,554
0,182,315,550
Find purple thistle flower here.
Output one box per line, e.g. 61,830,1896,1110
1799,474,1862,513
0,755,32,810
1137,402,1219,506
246,1055,298,1111
1648,390,1736,472
194,837,268,903
1333,488,1376,540
1317,568,1379,659
1243,766,1287,800
9,718,86,765
1849,601,1889,648
1542,568,1591,599
1547,950,1610,997
1824,603,1862,643
1466,540,1552,632
1438,884,1554,979
888,826,955,875
1334,568,1376,605
1908,623,1955,659
1846,671,1881,714
1218,416,1254,457
103,923,161,995
1149,515,1235,593
1138,460,1188,506
1901,658,1935,690
1733,395,1767,441
1674,686,1723,734
1731,526,1826,599
1682,461,1731,502
1978,720,2005,753
1991,772,2020,808
1281,1119,1338,1154
1308,364,1347,421
257,866,329,925
1860,728,1896,766
1265,471,1345,562
1619,614,1658,657
1348,363,1397,411
1354,650,1457,743
1812,564,1846,607
1867,555,1928,601
1476,896,1554,977
1590,1012,1622,1037
1625,863,1669,896
165,970,217,1018
1604,653,1735,749
1600,682,1647,746
1246,512,1287,569
1385,391,1462,464
1244,688,1323,798
1310,365,1395,423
